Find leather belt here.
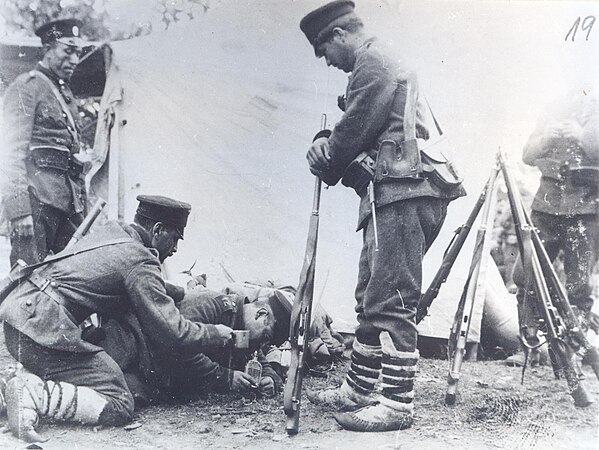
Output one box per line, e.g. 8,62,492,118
28,273,91,324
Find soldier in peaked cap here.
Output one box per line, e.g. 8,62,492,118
299,1,465,432
0,195,234,442
2,18,88,267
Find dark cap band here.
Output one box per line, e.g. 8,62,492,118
136,194,191,239
300,0,356,51
35,19,84,46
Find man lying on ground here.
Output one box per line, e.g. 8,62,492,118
98,287,292,404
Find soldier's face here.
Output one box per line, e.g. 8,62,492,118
151,223,181,263
246,304,275,346
317,34,355,73
45,42,82,80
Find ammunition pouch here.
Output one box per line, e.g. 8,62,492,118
341,152,376,194
30,147,84,179
374,139,424,183
421,149,463,189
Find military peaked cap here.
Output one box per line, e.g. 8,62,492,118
136,195,191,239
300,0,356,53
35,19,84,47
268,291,293,346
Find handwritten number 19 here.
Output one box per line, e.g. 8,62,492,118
565,16,596,41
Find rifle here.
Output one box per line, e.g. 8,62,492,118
0,198,107,303
500,152,593,407
284,115,326,435
445,163,498,405
523,207,599,382
416,164,500,324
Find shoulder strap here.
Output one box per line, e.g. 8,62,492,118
33,70,79,140
402,73,444,139
26,237,133,272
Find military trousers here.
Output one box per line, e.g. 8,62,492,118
512,210,599,312
9,192,84,266
3,322,134,425
354,197,448,352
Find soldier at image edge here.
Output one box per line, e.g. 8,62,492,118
1,19,89,266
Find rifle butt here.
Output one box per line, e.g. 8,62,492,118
445,348,464,405
286,412,300,435
67,198,107,247
550,340,593,407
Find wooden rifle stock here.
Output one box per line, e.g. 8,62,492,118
524,207,599,382
0,198,107,304
445,165,497,405
284,176,321,434
417,166,500,324
500,153,593,407
67,198,107,247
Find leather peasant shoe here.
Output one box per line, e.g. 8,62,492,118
306,382,377,411
333,403,414,432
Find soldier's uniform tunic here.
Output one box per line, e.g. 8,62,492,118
2,63,86,265
0,221,225,424
320,37,466,352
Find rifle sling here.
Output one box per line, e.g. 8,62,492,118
20,237,133,273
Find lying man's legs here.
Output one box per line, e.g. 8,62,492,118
3,323,134,442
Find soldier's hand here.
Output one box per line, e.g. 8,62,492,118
214,324,234,345
9,215,34,237
231,370,257,392
307,137,331,173
258,376,276,397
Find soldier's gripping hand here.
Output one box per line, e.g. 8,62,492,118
257,376,276,397
231,370,258,392
307,137,331,176
214,324,235,345
9,215,34,237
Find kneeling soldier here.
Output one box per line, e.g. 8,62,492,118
0,195,233,442
102,288,292,402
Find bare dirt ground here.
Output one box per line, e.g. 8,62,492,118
0,326,597,450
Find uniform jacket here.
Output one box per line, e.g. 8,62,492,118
0,220,223,354
1,63,85,221
524,95,599,216
321,38,465,229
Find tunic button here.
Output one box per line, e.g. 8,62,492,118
25,300,32,306
50,281,57,287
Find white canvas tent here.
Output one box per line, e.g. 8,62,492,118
87,0,598,345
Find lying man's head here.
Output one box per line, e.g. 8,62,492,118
242,292,291,347
134,195,191,262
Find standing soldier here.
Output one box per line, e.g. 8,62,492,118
508,90,599,366
2,19,87,266
299,1,465,432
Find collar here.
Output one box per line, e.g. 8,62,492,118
128,222,153,248
36,62,68,87
234,300,246,331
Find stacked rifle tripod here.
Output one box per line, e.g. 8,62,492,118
417,151,599,408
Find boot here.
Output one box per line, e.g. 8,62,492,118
5,372,108,443
0,366,18,416
334,331,416,432
307,338,381,411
